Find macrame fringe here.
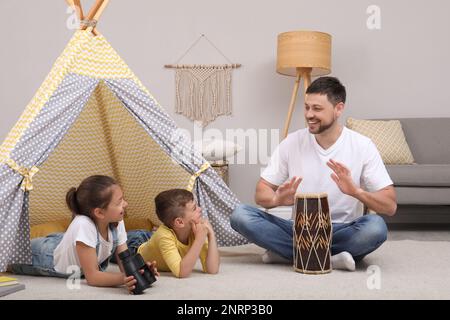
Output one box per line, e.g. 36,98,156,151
175,66,232,127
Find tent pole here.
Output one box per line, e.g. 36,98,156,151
93,0,110,21
65,0,84,21
80,0,110,35
83,0,104,22
92,0,109,35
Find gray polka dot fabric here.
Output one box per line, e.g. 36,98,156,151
105,79,248,247
11,74,99,167
0,74,99,271
0,164,30,267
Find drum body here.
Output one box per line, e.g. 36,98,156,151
293,193,332,274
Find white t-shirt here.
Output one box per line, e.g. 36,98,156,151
261,127,393,223
53,215,127,274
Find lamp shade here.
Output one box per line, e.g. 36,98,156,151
277,30,332,77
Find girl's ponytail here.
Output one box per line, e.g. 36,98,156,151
66,176,117,221
66,187,80,218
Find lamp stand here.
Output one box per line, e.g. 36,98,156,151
282,67,312,139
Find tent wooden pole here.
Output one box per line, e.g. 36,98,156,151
65,0,84,21
80,0,109,35
92,0,110,21
73,0,84,20
66,0,110,36
91,0,110,35
84,0,104,21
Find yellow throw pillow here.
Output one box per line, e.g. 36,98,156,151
124,218,154,231
30,219,71,239
346,117,415,164
30,218,154,239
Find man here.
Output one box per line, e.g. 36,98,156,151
230,77,397,271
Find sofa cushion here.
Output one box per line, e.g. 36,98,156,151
396,118,450,164
346,118,415,164
387,164,450,187
395,187,450,205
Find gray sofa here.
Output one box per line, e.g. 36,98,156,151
383,118,450,223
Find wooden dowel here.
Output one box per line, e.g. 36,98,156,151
93,0,109,21
74,0,84,20
85,0,104,20
80,0,109,32
66,0,84,21
164,64,242,69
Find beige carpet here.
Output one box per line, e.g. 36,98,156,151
3,237,450,300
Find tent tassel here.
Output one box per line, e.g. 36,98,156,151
5,158,39,192
187,162,211,192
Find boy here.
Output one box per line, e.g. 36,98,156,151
138,189,220,278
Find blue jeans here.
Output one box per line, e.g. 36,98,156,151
10,233,71,278
109,230,153,264
230,204,387,262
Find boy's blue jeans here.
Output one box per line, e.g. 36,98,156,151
109,229,153,264
230,204,387,262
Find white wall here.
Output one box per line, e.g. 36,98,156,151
1,0,450,204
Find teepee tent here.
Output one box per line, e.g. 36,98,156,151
0,0,247,272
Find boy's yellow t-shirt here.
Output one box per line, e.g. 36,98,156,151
137,225,209,277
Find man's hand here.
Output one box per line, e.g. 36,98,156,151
327,159,359,197
273,177,302,206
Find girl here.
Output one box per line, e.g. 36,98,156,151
10,175,157,294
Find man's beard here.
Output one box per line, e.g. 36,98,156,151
307,117,336,134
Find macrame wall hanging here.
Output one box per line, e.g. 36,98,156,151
165,34,241,127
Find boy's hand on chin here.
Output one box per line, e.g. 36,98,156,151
191,220,208,241
201,219,215,235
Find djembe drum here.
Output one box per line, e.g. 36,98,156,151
293,193,332,274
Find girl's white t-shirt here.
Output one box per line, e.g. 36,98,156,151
53,215,127,274
261,127,393,223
